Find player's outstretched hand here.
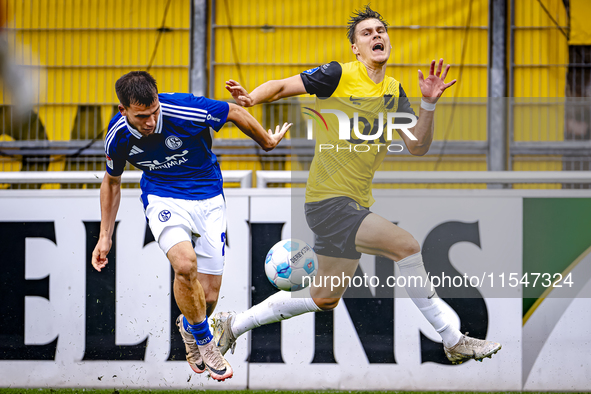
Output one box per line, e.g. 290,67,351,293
264,122,292,152
91,238,112,272
418,58,457,103
225,80,254,107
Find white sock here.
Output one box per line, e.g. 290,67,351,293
396,252,462,347
231,287,322,338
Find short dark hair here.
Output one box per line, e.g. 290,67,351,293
346,5,388,44
115,71,158,108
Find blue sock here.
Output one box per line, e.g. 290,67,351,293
183,315,213,345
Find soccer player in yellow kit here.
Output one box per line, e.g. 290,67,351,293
213,6,502,364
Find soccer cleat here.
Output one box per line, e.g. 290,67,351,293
198,337,233,381
444,333,502,364
176,314,206,374
212,311,237,356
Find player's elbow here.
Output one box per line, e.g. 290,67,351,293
227,102,244,122
408,144,429,156
261,139,275,152
227,103,253,128
265,80,286,101
104,172,122,187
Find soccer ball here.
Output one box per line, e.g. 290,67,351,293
265,239,318,291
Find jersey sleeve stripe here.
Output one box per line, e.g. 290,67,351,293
160,105,207,118
105,118,125,150
161,110,206,123
105,123,127,154
160,102,207,115
105,122,122,150
107,117,125,136
156,108,163,134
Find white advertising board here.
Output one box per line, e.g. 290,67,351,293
0,189,590,390
0,190,249,390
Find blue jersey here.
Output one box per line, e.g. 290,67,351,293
104,93,229,203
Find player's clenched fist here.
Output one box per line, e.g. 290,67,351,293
91,238,112,272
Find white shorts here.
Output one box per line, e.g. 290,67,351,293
145,194,227,275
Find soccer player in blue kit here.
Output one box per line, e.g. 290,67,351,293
91,71,291,381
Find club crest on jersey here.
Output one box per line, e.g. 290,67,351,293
165,136,183,150
158,210,171,222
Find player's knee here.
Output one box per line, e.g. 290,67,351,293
395,236,421,260
313,297,340,311
173,259,197,280
169,244,198,280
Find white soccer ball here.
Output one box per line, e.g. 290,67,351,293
265,238,318,291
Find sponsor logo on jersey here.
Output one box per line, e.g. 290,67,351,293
165,136,183,150
158,210,171,222
302,66,320,75
136,150,190,171
129,145,144,156
106,154,113,169
206,114,221,122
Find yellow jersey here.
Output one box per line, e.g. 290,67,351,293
300,61,415,207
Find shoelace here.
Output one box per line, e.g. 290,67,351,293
180,327,202,361
202,343,225,370
182,328,197,344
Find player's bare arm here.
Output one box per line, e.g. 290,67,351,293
91,172,122,272
400,58,457,156
226,103,292,151
225,75,306,107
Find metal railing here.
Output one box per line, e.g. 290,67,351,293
4,170,591,189
0,170,252,189
255,170,591,188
